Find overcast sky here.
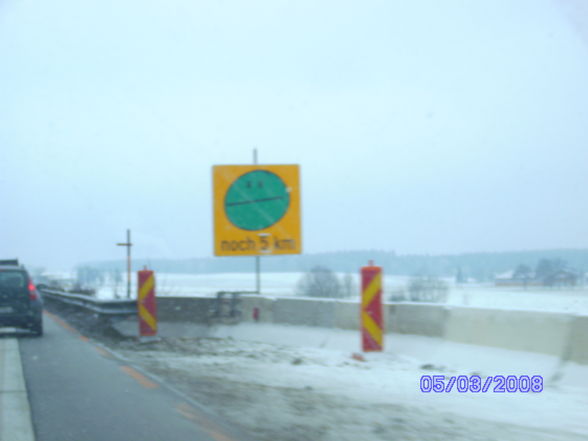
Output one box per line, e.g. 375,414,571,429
1,0,588,269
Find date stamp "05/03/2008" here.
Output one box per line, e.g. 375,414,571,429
420,375,544,393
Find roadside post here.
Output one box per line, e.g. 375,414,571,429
137,268,157,337
361,261,383,351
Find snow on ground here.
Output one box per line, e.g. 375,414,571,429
90,272,588,315
447,286,588,314
94,272,301,299
108,323,588,441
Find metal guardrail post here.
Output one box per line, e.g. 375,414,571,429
211,291,245,320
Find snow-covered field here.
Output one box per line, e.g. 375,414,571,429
95,271,341,299
447,286,588,315
108,323,588,441
87,272,588,315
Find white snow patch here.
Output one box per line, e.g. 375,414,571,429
156,323,588,439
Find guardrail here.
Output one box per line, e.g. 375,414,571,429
39,288,137,317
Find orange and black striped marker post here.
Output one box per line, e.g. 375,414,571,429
361,261,383,351
137,268,157,336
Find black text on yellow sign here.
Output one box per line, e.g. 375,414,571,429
213,164,301,256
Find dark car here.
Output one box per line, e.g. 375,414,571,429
0,259,43,336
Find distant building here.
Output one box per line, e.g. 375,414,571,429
494,270,540,287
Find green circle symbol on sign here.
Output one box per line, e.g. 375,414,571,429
224,170,290,231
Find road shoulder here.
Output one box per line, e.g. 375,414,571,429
0,338,35,441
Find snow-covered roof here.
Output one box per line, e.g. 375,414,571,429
494,270,514,280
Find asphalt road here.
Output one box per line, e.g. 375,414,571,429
18,312,250,441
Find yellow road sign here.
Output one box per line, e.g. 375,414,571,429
213,164,301,256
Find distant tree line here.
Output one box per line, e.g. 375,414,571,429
510,258,580,287
71,265,123,295
78,248,588,283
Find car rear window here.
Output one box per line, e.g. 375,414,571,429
0,271,26,289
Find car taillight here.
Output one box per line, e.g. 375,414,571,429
28,281,38,300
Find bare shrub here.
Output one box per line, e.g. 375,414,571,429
296,266,342,298
407,276,449,302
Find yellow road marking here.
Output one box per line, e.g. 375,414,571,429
45,310,87,339
175,403,235,441
94,346,113,359
120,365,159,389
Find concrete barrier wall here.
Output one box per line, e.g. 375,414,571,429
387,303,448,337
240,295,275,324
334,302,360,330
272,298,338,327
155,295,588,365
157,297,214,323
567,315,588,364
444,307,574,357
239,296,361,329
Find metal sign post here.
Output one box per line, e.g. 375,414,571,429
116,229,133,299
253,148,260,294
